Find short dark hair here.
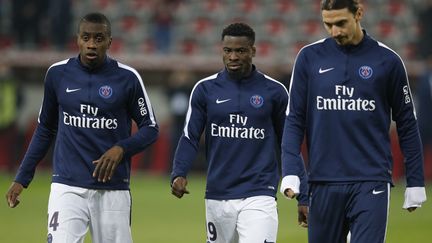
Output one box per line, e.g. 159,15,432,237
221,23,255,45
321,0,360,15
78,12,111,36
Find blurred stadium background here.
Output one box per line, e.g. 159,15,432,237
1,0,432,179
0,0,431,242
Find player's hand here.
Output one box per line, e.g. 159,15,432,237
6,182,23,208
93,145,124,183
407,207,417,212
171,177,190,198
298,205,308,228
284,188,296,199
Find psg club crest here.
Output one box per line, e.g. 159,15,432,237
358,66,373,79
98,85,113,99
250,94,264,108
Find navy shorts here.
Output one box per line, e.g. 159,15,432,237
308,181,390,243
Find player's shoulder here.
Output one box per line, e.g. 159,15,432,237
113,59,145,84
298,38,327,55
259,71,286,89
254,71,289,99
360,35,404,70
375,40,403,61
116,61,138,73
47,58,70,73
44,58,74,83
192,72,219,90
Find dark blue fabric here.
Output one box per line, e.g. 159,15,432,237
15,56,159,189
172,66,289,200
308,182,389,243
282,31,424,187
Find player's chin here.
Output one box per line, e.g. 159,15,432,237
226,69,244,80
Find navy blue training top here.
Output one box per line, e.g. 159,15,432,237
282,31,424,188
15,56,159,190
172,66,289,200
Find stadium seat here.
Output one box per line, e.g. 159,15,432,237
256,40,275,57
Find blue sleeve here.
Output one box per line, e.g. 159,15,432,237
281,51,308,177
415,73,432,145
297,169,309,206
171,82,207,181
389,57,425,187
272,84,289,145
281,51,309,203
115,73,159,157
15,69,59,187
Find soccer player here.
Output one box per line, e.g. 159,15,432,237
280,1,427,243
170,22,307,243
5,12,158,243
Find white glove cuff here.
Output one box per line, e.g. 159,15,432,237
280,175,300,199
403,187,427,209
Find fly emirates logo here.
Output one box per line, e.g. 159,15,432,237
63,104,118,129
316,85,376,111
211,114,265,139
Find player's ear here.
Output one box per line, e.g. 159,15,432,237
108,37,112,49
252,45,256,57
355,6,364,22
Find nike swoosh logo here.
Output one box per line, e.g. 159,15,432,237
66,88,81,93
319,67,335,74
216,98,231,104
264,240,275,243
372,189,385,195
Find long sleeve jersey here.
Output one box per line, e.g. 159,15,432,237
172,66,288,199
282,31,425,187
15,56,159,190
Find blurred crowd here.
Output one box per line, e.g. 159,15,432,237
1,0,432,181
0,0,428,59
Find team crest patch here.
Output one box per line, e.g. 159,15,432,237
358,66,373,79
98,85,113,98
250,95,264,108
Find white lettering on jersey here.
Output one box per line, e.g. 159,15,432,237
63,104,118,129
63,112,118,129
229,114,247,126
316,85,376,111
335,85,354,97
403,85,411,104
211,114,265,139
80,104,99,116
138,97,148,116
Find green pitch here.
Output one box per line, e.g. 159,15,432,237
0,171,430,242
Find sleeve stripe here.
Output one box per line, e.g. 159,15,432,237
183,73,218,138
117,62,157,126
38,59,70,123
263,73,289,96
378,42,418,119
286,39,325,116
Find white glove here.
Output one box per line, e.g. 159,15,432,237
280,175,300,199
403,187,427,209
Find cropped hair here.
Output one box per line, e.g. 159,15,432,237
78,12,111,36
221,23,255,45
321,0,360,15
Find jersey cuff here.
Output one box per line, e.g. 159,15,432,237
280,175,300,199
403,187,427,209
